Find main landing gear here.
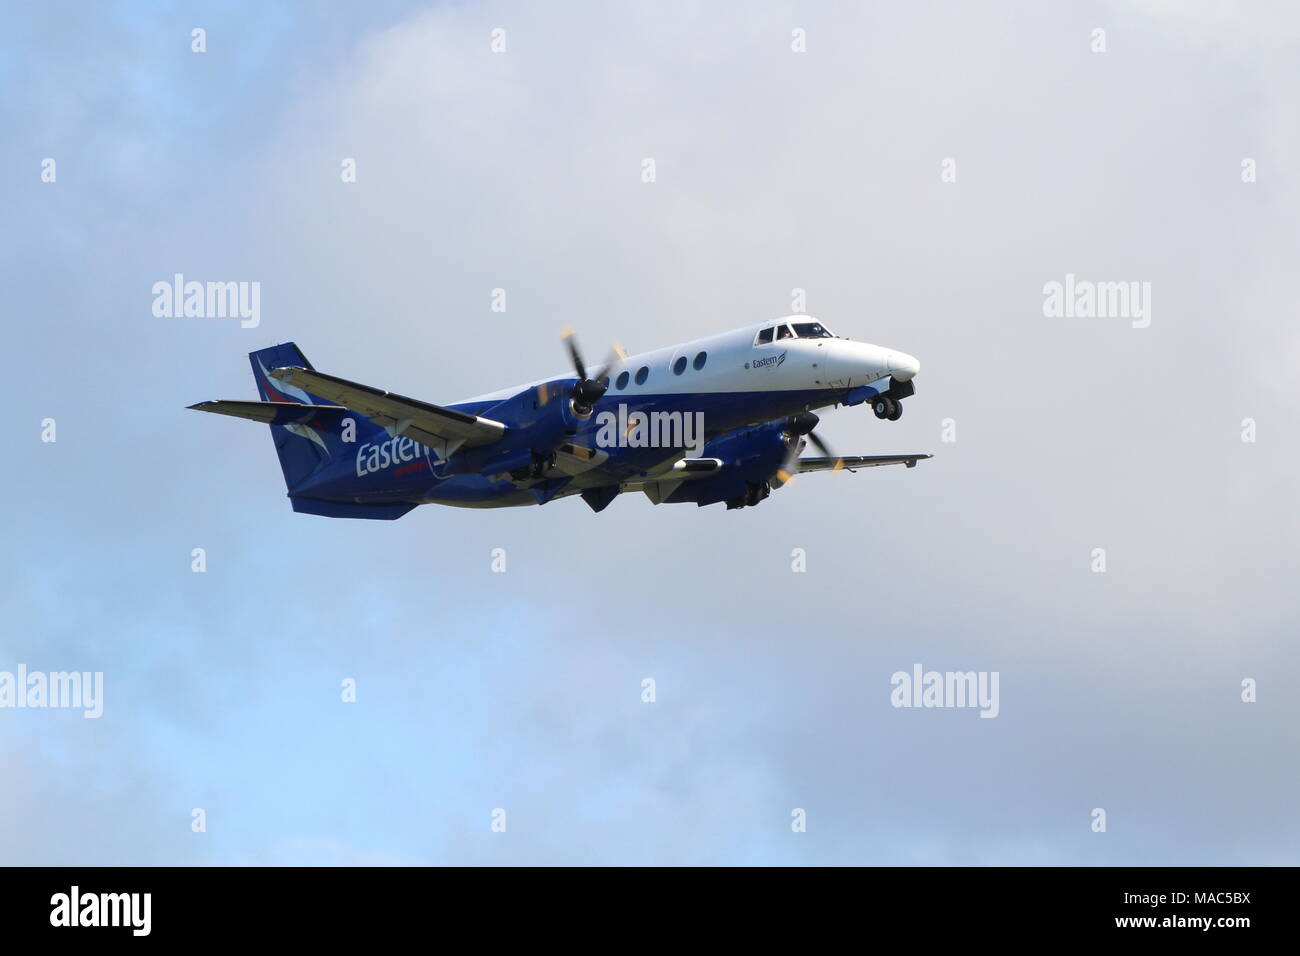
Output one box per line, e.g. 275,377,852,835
506,450,557,482
725,481,771,511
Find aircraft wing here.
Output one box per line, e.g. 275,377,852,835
268,366,506,455
797,454,932,473
623,454,933,484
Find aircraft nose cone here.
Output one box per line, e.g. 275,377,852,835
887,352,920,381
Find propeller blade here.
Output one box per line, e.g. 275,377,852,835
561,327,618,412
560,327,587,381
773,441,801,487
776,412,846,485
806,430,846,472
594,342,627,383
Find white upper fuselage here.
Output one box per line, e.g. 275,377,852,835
456,315,920,409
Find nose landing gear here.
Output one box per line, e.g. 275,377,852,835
872,396,903,421
872,376,913,421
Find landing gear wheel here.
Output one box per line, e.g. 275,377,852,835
874,396,901,420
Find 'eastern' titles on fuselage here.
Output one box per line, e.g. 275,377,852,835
356,435,431,476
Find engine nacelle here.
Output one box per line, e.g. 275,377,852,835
439,379,584,477
662,423,788,509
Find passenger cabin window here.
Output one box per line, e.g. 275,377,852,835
792,321,832,338
615,370,630,390
634,366,649,385
755,327,774,345
776,324,794,340
672,355,687,375
693,351,707,370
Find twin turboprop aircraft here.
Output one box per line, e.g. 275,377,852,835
189,317,930,518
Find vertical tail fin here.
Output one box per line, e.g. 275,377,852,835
248,343,373,492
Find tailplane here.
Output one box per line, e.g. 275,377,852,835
188,343,385,495
188,343,419,520
245,343,370,491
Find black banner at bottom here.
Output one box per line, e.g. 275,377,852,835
0,865,1279,941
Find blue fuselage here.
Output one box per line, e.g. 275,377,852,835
300,384,857,509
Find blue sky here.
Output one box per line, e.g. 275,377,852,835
2,0,1298,864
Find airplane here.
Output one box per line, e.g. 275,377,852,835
188,316,931,517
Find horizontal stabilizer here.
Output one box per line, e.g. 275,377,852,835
268,366,506,457
188,399,348,426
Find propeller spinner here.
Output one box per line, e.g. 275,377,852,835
560,328,625,417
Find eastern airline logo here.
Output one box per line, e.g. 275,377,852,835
746,350,786,371
356,435,431,477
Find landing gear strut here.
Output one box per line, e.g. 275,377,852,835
529,451,557,479
507,451,558,482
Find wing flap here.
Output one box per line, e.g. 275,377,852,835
546,442,611,478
